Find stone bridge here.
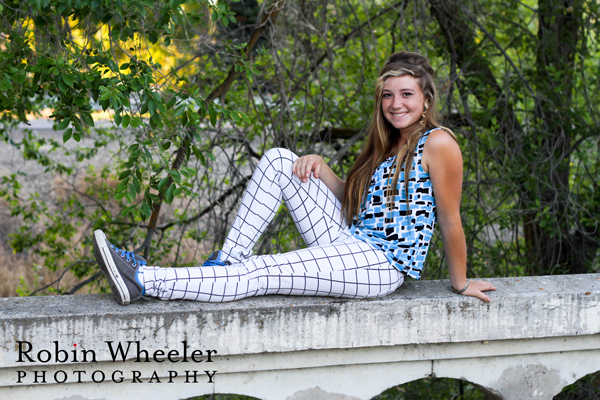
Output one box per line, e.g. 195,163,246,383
1,274,599,400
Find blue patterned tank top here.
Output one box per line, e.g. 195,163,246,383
350,129,437,279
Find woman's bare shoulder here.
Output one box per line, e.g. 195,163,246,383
422,128,461,172
425,128,459,150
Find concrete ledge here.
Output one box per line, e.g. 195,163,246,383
1,274,599,400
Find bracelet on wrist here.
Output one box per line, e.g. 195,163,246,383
451,279,469,294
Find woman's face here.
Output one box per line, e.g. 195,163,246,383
381,75,425,135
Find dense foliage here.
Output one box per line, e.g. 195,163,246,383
0,0,599,396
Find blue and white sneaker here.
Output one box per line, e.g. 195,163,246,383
93,229,147,306
202,250,231,267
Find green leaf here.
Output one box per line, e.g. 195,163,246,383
62,74,73,87
56,118,70,130
62,128,72,142
116,179,129,193
122,114,131,128
181,110,188,127
157,176,169,191
141,201,152,219
198,101,206,120
151,91,162,103
121,205,137,217
131,78,141,91
109,96,119,111
100,89,112,101
192,145,206,167
118,170,132,180
57,78,67,93
80,112,95,127
143,145,152,161
102,12,113,24
34,15,47,27
182,167,196,176
132,176,141,193
191,145,203,164
174,104,186,117
166,96,177,109
169,169,181,183
165,184,175,204
147,100,156,116
240,113,251,123
208,104,217,126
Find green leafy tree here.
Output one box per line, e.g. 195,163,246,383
0,0,256,285
1,0,599,397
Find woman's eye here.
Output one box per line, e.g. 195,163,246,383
383,93,392,98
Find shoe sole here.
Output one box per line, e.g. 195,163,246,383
93,230,130,305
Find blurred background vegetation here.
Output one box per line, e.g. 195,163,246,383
1,0,599,398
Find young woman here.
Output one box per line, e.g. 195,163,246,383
93,51,496,305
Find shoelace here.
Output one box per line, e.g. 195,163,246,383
111,245,147,267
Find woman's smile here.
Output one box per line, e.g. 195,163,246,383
381,75,425,134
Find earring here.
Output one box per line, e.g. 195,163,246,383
420,102,428,121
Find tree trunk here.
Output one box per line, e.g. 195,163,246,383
429,0,596,275
525,0,590,274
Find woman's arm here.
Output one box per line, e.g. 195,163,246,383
423,129,496,302
292,155,345,202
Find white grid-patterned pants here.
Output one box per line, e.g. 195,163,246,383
140,148,404,302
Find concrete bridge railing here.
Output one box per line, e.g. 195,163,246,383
1,274,599,400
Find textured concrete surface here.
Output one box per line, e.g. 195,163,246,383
1,274,599,400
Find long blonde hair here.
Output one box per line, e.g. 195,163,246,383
342,51,456,226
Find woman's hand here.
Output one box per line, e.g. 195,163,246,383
292,155,324,183
457,279,497,303
291,154,345,202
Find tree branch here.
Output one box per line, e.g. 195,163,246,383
29,260,95,296
66,272,104,295
157,175,252,231
139,0,286,257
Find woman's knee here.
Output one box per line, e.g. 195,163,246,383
261,148,298,174
263,148,297,164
